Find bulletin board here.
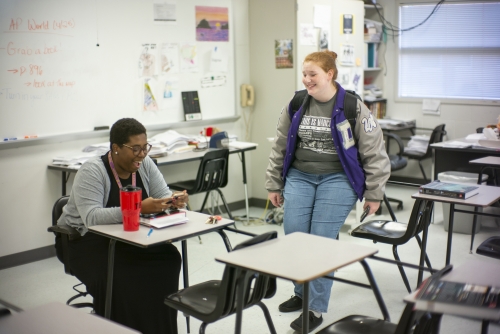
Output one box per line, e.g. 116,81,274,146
0,0,235,139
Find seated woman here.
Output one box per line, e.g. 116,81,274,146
57,118,188,334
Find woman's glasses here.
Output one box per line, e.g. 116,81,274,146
122,143,153,156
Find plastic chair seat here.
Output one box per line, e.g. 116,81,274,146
477,236,500,259
168,280,221,316
350,199,434,293
351,220,409,242
389,154,407,171
317,315,397,334
164,231,278,334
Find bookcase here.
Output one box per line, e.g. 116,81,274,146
364,98,386,119
363,4,385,109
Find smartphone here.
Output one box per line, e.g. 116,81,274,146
360,206,370,223
165,194,183,204
141,212,167,219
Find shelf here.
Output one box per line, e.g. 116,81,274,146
364,67,381,71
364,4,383,10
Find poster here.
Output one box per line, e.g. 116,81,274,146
179,43,198,72
195,6,229,42
342,14,353,34
275,39,293,69
138,44,157,77
159,43,179,74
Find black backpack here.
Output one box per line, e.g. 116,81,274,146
289,89,362,132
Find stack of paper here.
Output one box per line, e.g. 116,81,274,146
82,142,110,156
53,153,96,168
150,130,195,155
404,135,429,154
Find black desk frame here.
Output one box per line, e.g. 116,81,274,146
90,224,255,331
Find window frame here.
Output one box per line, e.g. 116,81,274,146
395,0,500,106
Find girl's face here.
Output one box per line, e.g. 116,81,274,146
302,61,334,100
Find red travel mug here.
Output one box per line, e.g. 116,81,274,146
120,185,142,231
204,126,213,137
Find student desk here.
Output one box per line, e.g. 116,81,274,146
412,183,500,265
431,140,500,183
0,302,140,334
404,260,500,334
88,211,235,322
215,232,388,334
48,144,257,223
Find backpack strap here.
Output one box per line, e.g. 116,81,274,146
290,88,361,133
288,89,310,118
343,90,360,131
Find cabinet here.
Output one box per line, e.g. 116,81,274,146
363,4,385,103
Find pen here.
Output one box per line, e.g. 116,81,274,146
3,137,17,141
147,228,153,238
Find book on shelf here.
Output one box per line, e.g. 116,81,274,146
416,276,500,309
419,180,479,200
139,210,188,229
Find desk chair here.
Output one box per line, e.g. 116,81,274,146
385,133,408,210
47,196,94,310
350,199,434,293
318,265,453,334
477,236,500,259
169,148,233,220
164,231,278,334
402,124,446,183
317,301,441,334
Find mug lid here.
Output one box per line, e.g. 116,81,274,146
120,185,142,192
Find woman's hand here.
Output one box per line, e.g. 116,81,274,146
169,190,189,209
268,192,283,207
141,197,169,214
363,201,380,216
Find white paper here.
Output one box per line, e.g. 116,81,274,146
339,44,355,66
201,74,226,88
159,43,179,74
319,29,330,51
313,5,331,28
139,44,158,77
179,43,198,72
209,46,228,72
153,1,177,23
422,99,441,115
143,78,159,111
300,24,317,46
159,76,179,109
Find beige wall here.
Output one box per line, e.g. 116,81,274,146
248,0,297,200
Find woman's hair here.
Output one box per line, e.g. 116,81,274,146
109,118,147,149
303,50,338,81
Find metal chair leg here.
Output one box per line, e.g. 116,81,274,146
393,245,412,293
415,235,433,270
256,302,277,334
418,161,429,182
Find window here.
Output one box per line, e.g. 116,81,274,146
398,1,500,102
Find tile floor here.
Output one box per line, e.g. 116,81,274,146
1,184,499,333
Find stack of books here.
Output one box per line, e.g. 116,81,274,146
139,210,188,229
419,181,479,200
417,276,500,309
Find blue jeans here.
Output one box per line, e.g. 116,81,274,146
283,168,357,313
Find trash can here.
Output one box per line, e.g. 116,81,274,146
438,171,488,234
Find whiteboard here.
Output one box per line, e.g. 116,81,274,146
0,0,235,139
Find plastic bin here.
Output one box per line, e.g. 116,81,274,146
438,171,488,234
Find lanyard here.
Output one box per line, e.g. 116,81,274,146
108,151,136,189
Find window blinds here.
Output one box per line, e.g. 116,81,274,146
398,1,500,101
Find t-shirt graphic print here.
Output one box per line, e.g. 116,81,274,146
297,115,336,155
